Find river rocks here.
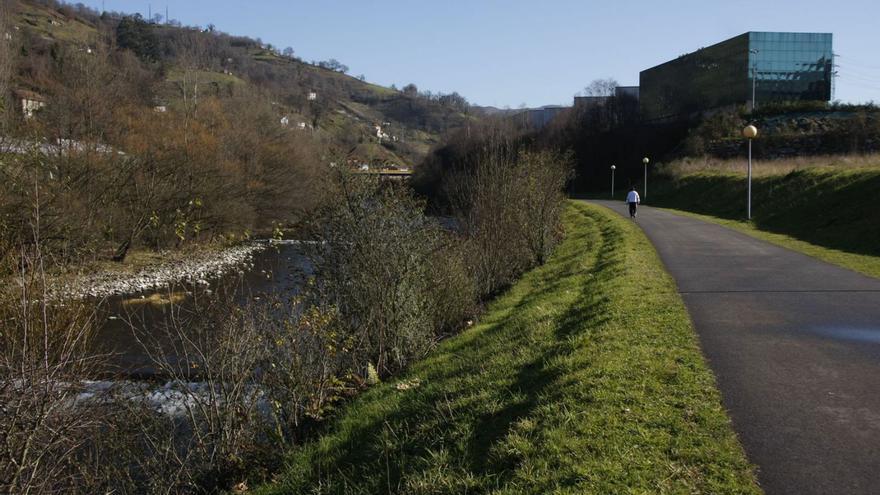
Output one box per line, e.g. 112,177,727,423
52,243,267,300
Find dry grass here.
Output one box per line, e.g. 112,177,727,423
659,153,880,178
16,2,98,44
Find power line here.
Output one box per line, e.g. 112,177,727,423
835,53,880,71
837,70,880,86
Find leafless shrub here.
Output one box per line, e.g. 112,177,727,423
426,237,476,336
306,172,451,377
517,149,574,264
0,1,13,121
90,283,348,493
0,211,110,494
444,137,573,296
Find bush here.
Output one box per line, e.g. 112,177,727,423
444,144,573,297
305,172,470,376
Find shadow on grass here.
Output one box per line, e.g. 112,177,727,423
465,207,624,482
650,169,880,257
266,204,631,494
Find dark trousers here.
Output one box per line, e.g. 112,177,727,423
628,202,638,217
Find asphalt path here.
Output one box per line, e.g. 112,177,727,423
588,200,880,495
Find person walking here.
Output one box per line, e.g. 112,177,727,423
626,186,640,218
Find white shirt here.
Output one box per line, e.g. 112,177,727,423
626,190,640,203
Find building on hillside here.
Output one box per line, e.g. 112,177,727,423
307,91,317,101
14,89,46,119
640,32,833,122
375,124,389,141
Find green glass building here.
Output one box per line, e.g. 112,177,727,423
639,32,833,122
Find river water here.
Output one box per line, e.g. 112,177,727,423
92,243,310,378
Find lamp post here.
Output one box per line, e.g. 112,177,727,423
749,48,759,112
743,125,758,219
642,157,650,200
610,165,616,198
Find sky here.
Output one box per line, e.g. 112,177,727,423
81,0,880,108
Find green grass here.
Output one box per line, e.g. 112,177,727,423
649,167,880,279
258,202,760,494
17,2,99,44
164,68,247,87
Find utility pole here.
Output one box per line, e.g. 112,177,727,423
831,52,839,101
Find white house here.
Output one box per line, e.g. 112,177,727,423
14,90,46,119
307,92,317,101
280,116,290,126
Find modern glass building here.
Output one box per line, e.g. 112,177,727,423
639,32,833,121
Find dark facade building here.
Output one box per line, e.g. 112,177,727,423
639,32,833,121
523,105,567,129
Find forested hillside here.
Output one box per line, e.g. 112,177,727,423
0,0,475,264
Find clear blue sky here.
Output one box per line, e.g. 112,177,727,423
83,0,880,108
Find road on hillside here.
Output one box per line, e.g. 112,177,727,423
588,200,880,495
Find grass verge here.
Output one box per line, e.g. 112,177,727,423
655,206,880,280
649,167,880,279
258,201,760,494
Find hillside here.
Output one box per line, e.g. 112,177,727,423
0,0,479,266
6,0,475,167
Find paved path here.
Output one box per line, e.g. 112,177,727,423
589,200,880,495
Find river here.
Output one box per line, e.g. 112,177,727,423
92,242,310,378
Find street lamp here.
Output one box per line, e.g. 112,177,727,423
610,165,616,198
749,48,759,112
743,125,758,219
642,157,650,200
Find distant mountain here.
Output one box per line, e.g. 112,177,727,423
470,105,523,117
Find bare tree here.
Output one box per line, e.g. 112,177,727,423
307,171,441,376
0,183,109,494
402,83,419,97
517,149,574,264
581,77,619,97
0,1,15,120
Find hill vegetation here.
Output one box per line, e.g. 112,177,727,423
8,0,474,167
0,0,477,267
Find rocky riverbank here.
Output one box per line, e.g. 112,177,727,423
48,242,268,300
